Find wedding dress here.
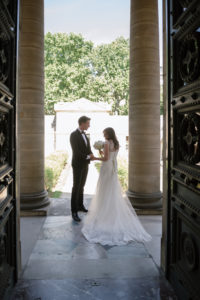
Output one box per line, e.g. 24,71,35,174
81,140,152,245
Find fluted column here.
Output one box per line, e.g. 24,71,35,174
127,0,162,209
19,0,49,210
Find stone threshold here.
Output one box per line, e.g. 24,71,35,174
135,209,163,215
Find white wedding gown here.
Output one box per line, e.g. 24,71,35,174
81,140,152,245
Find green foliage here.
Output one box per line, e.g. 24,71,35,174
117,157,128,192
95,156,128,192
45,32,163,116
88,37,129,115
95,162,101,172
45,33,129,115
48,191,62,198
45,33,93,114
45,32,93,67
45,151,68,191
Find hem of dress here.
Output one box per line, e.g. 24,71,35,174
82,230,152,246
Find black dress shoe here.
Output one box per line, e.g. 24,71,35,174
72,212,81,222
78,206,88,213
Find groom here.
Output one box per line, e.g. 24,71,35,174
70,116,94,222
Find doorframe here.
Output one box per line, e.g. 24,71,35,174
15,0,21,280
165,0,172,279
161,0,171,277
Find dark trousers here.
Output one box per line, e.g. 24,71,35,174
71,164,88,213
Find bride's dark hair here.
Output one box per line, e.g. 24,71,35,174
103,127,119,150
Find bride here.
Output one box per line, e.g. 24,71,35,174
81,127,152,245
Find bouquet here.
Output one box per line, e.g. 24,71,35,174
93,140,104,151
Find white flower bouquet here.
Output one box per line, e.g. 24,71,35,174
93,140,104,151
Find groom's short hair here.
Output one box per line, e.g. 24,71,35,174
78,116,91,125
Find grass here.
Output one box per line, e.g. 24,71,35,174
95,156,128,192
48,191,62,198
117,157,128,191
45,151,68,192
95,162,101,172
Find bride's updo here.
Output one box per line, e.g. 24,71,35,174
103,127,119,150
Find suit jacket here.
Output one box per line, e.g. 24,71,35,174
70,129,93,167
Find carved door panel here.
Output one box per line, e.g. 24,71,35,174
0,0,19,299
167,0,200,299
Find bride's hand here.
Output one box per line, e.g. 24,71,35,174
99,150,103,156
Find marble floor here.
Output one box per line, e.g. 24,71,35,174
12,197,177,300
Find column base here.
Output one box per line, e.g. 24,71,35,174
20,190,50,210
127,190,162,210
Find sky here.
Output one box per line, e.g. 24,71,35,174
44,0,163,64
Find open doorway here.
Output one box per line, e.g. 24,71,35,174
18,0,167,287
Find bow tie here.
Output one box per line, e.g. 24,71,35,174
81,131,85,134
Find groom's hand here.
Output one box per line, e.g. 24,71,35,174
90,154,95,160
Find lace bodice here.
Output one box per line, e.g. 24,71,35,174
104,139,118,161
103,140,118,173
104,139,116,152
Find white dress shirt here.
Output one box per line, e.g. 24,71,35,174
78,128,88,146
78,128,90,160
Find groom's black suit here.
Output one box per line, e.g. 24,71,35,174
70,129,93,213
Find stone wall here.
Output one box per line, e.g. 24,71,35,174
45,114,163,159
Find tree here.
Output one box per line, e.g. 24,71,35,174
44,32,93,114
44,33,130,115
45,32,93,67
88,37,129,114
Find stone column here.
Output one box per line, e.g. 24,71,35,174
19,0,49,210
127,0,162,209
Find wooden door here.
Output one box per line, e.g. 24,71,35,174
0,0,19,299
167,0,200,299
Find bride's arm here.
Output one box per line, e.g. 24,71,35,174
94,142,109,161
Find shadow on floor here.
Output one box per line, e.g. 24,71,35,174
14,197,177,300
